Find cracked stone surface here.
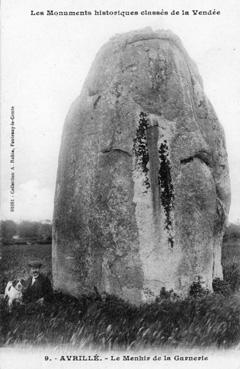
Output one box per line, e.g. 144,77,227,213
53,28,231,304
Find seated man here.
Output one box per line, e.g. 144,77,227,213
23,260,53,304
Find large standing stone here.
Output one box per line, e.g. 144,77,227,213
53,28,231,304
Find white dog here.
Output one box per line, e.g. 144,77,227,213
4,279,25,310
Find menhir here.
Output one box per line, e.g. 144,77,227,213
53,28,231,304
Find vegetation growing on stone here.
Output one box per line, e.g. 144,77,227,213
158,141,174,247
133,112,150,191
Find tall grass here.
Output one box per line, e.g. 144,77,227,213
1,290,240,349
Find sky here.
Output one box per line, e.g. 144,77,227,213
1,0,240,223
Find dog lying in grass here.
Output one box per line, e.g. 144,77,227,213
4,279,25,310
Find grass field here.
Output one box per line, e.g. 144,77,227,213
1,242,240,349
222,239,240,267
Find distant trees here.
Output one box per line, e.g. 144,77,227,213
223,222,240,241
18,221,39,240
37,221,52,242
1,220,17,242
1,220,52,244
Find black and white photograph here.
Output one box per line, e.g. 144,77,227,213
1,0,240,368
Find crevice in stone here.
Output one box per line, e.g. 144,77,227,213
127,36,160,46
180,152,212,167
134,113,175,246
125,63,137,70
180,156,194,165
214,197,226,233
101,148,132,157
93,95,101,109
146,124,160,216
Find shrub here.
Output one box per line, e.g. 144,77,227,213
212,278,231,296
189,276,210,298
155,287,179,302
223,263,240,292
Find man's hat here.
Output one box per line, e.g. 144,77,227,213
28,259,43,268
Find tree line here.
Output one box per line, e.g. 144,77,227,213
223,222,240,241
1,220,52,244
1,219,239,246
